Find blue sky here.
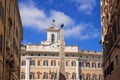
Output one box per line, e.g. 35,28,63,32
18,0,102,52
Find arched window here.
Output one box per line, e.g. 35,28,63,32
22,61,26,66
43,72,48,79
51,60,56,66
37,72,41,79
51,34,55,43
43,60,48,66
72,61,76,66
21,72,25,79
72,72,76,79
30,72,34,79
86,74,90,80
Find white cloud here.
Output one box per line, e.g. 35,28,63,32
19,0,99,40
19,1,74,30
73,0,96,14
65,23,100,40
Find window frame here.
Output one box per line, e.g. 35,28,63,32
72,61,76,66
51,60,56,66
22,61,26,66
43,60,48,66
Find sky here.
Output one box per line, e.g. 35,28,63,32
18,0,102,52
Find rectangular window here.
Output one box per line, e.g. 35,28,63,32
30,60,35,66
79,62,84,67
51,60,56,66
22,61,26,66
98,63,101,68
66,61,68,66
86,62,90,68
92,63,96,68
72,61,76,66
43,60,48,66
0,33,2,52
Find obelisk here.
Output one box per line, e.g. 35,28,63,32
59,23,66,80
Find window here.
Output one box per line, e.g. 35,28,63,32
115,55,118,66
79,62,84,67
31,54,33,56
0,34,2,52
98,63,101,68
21,72,25,79
92,74,96,80
38,60,40,66
51,60,56,66
30,60,35,66
43,72,48,79
72,61,76,66
66,61,68,66
43,60,48,66
22,61,26,66
98,75,102,80
86,74,90,80
30,72,34,79
37,72,40,79
80,74,83,80
51,34,55,43
92,62,96,68
86,62,90,68
72,73,76,79
51,72,56,79
65,72,69,79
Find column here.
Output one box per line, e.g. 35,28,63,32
76,58,80,80
26,56,30,80
59,28,66,80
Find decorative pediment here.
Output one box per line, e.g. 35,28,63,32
46,26,59,31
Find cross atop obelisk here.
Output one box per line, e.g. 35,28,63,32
59,23,66,80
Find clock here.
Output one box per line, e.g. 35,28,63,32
50,44,57,49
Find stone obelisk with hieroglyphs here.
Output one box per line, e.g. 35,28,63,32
59,23,66,80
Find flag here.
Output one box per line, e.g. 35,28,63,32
49,69,51,79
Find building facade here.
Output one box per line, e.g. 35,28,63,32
20,26,103,80
0,0,23,80
101,0,120,80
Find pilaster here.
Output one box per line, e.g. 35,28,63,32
26,56,30,80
